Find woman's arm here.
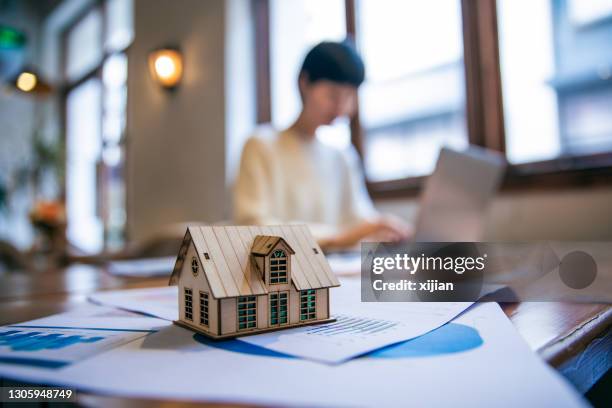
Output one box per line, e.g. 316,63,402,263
318,147,412,250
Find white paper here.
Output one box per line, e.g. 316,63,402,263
243,278,473,363
89,286,178,321
0,302,587,407
90,278,472,363
16,304,171,331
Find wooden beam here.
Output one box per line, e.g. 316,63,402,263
253,0,271,124
461,0,506,152
345,0,365,160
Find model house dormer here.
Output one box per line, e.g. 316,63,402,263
250,235,295,286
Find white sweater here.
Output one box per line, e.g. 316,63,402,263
233,126,378,240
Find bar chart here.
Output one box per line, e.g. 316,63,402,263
304,315,399,337
0,326,152,368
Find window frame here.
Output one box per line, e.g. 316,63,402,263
184,287,193,321
59,0,132,248
199,291,209,327
237,295,258,330
269,291,289,326
254,0,612,197
191,256,199,276
299,289,316,321
269,249,288,284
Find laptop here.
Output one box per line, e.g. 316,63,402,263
326,145,506,274
414,146,506,242
327,145,506,262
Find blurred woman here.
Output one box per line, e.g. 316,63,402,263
234,40,411,250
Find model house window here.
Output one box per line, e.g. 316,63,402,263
300,290,316,321
269,291,288,325
199,291,209,327
237,296,257,330
191,257,199,275
270,249,288,284
184,288,193,321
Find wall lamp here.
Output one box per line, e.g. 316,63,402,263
148,47,183,90
12,67,52,96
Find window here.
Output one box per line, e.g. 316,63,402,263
184,288,193,321
101,53,128,249
199,291,209,327
357,0,468,181
63,0,132,253
65,7,104,81
66,76,103,253
191,256,199,275
268,0,351,150
257,0,612,195
300,289,316,321
105,0,134,52
237,296,257,330
498,0,612,164
270,249,288,284
269,291,288,325
264,0,467,179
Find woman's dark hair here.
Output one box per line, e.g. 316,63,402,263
299,40,365,87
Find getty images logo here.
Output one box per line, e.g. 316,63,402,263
362,242,601,302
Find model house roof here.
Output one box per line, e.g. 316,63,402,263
168,225,340,299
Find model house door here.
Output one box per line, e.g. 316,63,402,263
269,291,288,326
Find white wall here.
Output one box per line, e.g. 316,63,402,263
376,185,612,241
127,0,231,241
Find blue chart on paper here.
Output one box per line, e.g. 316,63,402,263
0,330,104,351
305,315,399,336
365,323,483,358
0,326,152,369
195,322,483,360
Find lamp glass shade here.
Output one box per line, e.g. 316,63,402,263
148,49,183,88
16,71,37,92
12,68,51,95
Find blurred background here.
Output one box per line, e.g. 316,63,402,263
0,0,611,272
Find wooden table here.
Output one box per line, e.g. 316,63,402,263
1,264,610,406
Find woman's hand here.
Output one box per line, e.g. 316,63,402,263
320,215,413,251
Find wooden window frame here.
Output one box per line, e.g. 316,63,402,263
299,289,316,321
191,256,199,276
253,0,271,124
269,249,288,284
199,291,209,327
184,287,193,321
269,291,289,326
237,295,258,330
254,0,612,198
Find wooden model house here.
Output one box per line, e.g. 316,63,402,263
168,225,340,339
